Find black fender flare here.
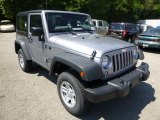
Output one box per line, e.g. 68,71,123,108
138,48,144,60
49,53,104,81
15,40,32,60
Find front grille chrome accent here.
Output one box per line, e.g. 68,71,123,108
112,50,133,72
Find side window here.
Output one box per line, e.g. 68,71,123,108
17,15,27,32
103,21,108,27
30,15,43,31
98,21,103,27
92,21,96,26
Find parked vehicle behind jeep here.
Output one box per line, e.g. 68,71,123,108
135,27,160,49
108,23,141,43
0,20,15,32
15,10,150,116
92,19,109,36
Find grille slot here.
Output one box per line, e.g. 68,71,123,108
112,50,133,72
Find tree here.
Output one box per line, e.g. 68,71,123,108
1,0,160,24
0,0,45,22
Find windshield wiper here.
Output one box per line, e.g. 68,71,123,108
67,28,77,35
50,27,77,36
83,30,94,34
68,31,77,35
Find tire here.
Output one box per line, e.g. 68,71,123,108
57,72,90,116
18,49,33,72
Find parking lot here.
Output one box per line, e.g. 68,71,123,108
0,32,160,120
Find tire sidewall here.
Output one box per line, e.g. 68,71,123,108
18,49,26,71
57,72,86,116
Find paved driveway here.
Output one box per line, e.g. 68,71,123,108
0,32,160,120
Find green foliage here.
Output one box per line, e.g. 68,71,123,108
1,0,160,23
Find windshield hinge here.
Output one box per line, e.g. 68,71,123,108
91,50,97,59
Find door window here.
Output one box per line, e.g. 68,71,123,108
30,15,43,31
98,21,103,27
17,15,27,32
93,21,96,26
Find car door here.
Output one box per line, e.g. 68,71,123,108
28,13,47,68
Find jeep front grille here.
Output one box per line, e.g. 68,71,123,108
102,47,137,79
112,50,133,72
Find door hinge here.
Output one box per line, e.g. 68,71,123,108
44,58,52,63
44,58,48,62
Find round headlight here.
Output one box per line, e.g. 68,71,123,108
101,56,111,69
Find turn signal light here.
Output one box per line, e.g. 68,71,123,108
80,72,85,77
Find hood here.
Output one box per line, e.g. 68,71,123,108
140,28,160,37
50,33,134,58
140,32,160,37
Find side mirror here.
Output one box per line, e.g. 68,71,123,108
31,27,43,36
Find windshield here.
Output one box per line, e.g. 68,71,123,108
103,21,109,27
45,12,95,33
145,28,160,34
110,23,125,30
126,24,139,31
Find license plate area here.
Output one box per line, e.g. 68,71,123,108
143,43,149,47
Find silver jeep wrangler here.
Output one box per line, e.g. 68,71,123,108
15,10,150,116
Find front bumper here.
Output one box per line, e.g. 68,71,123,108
84,62,150,103
135,40,160,49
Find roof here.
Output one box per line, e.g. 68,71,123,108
111,22,137,25
92,19,103,21
17,10,89,16
0,20,11,23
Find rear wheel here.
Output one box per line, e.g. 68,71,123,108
57,72,90,116
18,49,33,72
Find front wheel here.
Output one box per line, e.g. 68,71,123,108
18,49,33,72
57,72,90,116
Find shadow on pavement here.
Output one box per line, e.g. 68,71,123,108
80,82,155,120
30,66,155,120
29,65,58,84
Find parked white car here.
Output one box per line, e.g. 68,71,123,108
92,19,109,36
0,20,15,32
137,19,160,28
